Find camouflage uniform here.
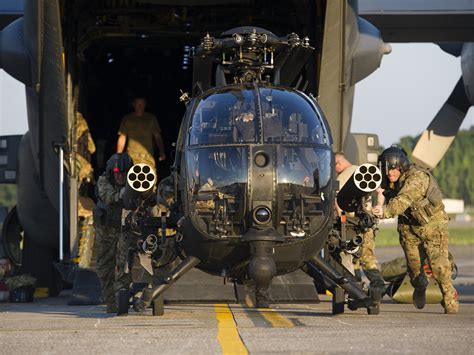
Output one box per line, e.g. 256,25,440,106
382,165,458,313
76,112,96,220
94,175,131,310
118,112,165,170
359,228,377,269
76,112,96,183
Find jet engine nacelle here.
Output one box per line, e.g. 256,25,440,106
350,17,392,86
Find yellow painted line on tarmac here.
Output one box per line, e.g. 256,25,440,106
259,308,294,328
215,304,248,355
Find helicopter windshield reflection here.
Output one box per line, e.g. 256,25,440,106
260,88,327,144
189,86,329,147
187,146,248,192
277,147,331,189
185,85,332,222
189,89,258,145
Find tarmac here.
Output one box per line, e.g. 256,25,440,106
0,245,473,354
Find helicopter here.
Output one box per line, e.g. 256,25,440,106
116,27,383,316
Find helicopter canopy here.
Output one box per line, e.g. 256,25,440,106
188,86,330,146
186,85,332,193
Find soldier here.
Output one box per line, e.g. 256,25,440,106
75,111,96,184
75,112,97,267
0,256,36,302
116,96,166,171
94,153,133,313
334,153,386,300
372,147,458,314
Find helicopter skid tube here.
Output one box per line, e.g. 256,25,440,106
141,256,201,306
306,255,368,301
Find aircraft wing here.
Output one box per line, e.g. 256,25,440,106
318,0,391,153
0,0,23,29
359,0,474,169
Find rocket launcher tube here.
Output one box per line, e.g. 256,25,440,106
123,163,157,209
336,164,382,212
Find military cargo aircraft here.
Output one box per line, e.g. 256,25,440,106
0,0,472,312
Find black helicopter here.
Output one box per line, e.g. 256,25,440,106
120,27,381,316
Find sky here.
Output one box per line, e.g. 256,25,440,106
352,43,473,147
0,43,473,147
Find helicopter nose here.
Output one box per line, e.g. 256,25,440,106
253,206,272,224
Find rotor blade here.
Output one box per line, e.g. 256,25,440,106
412,77,471,169
437,43,463,57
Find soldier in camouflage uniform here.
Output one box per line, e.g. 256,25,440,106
116,96,166,171
75,111,96,184
94,153,133,313
373,147,458,314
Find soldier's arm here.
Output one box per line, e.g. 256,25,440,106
97,176,122,204
375,188,385,208
88,132,96,154
383,171,429,218
117,116,128,153
117,134,126,153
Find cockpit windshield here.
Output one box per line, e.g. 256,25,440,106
189,89,258,145
188,86,329,147
185,85,332,238
277,147,332,189
259,88,328,145
186,146,248,191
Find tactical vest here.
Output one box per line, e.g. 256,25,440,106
403,166,445,225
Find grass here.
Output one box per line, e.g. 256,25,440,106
376,227,474,246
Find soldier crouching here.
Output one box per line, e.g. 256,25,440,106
373,147,458,314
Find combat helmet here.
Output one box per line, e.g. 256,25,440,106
377,146,410,176
106,152,133,180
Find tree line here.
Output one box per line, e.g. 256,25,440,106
398,126,474,206
0,184,16,212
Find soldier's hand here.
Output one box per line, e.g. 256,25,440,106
372,206,383,218
119,187,126,200
159,153,166,161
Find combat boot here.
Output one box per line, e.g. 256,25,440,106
411,274,428,309
443,300,459,314
364,269,386,297
132,297,147,312
441,290,459,315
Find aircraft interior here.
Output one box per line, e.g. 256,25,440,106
72,0,322,180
